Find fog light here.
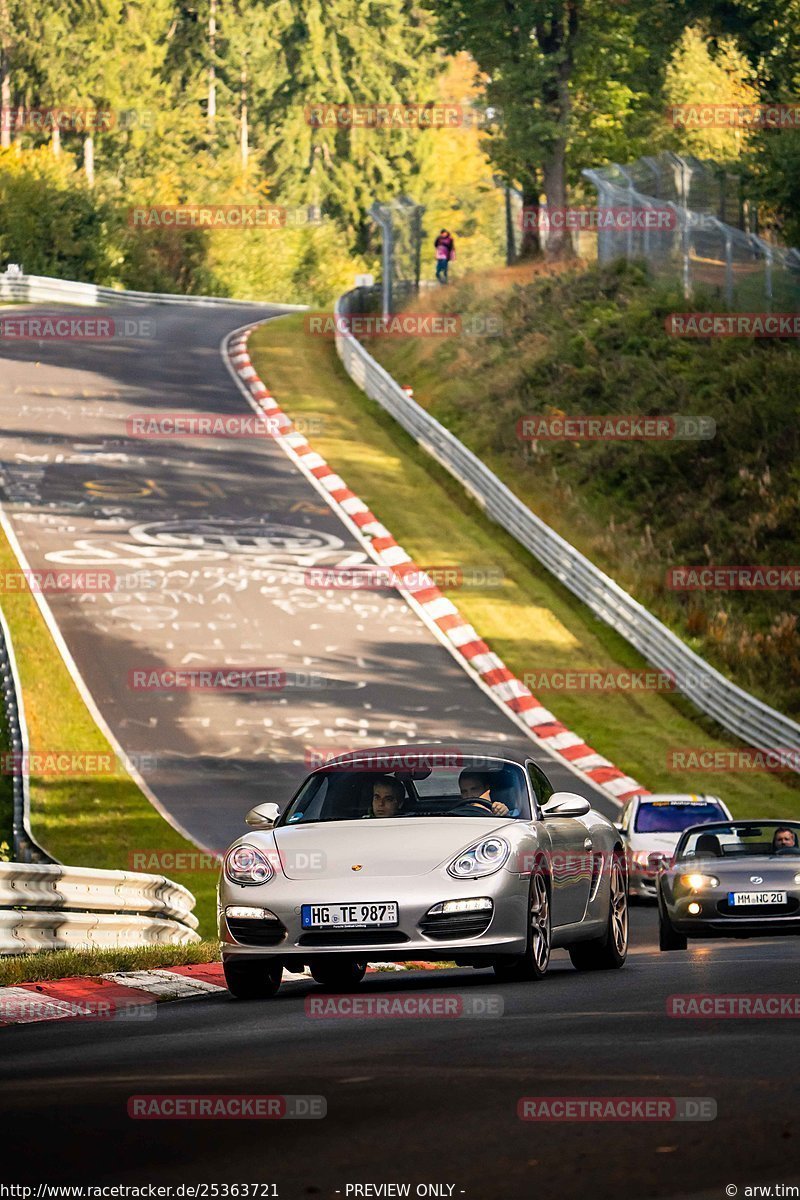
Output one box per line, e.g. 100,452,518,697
226,905,273,920
688,901,701,915
429,898,493,914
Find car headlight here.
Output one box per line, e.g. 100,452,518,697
224,844,274,886
448,836,510,879
679,872,719,890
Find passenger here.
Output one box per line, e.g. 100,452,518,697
772,826,799,852
449,770,510,817
366,776,407,819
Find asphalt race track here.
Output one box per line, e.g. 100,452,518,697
1,304,798,1198
1,933,798,1198
0,302,614,850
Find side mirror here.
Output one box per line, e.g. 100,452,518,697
245,802,280,829
541,792,592,819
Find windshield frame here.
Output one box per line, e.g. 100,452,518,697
275,755,536,827
674,820,800,862
633,799,727,834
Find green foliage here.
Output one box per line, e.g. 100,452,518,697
0,147,121,280
370,262,800,715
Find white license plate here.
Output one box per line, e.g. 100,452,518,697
728,891,787,906
301,902,399,929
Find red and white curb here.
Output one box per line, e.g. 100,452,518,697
0,962,452,1026
223,327,649,807
0,963,228,1026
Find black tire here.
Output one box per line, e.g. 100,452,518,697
569,851,629,971
309,957,368,990
658,905,687,952
224,957,283,1000
493,870,551,982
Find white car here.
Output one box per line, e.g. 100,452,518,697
616,794,732,899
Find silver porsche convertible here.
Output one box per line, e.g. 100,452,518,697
218,744,628,998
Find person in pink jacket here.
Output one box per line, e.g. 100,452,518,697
434,229,455,284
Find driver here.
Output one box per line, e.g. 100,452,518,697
772,826,799,852
449,769,510,817
365,776,407,819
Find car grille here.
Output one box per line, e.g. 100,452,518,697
227,916,287,947
716,897,799,917
418,910,493,940
298,931,410,946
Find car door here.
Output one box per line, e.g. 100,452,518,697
527,763,593,926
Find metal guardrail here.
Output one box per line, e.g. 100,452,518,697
0,599,200,950
334,286,800,769
0,605,55,866
0,861,199,954
0,270,308,310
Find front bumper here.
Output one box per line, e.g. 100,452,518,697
219,870,530,963
666,889,800,938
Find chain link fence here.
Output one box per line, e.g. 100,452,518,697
369,196,425,316
583,153,800,311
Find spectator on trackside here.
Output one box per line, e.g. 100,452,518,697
434,229,455,284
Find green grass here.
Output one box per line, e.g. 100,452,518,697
248,313,800,818
0,526,217,935
0,940,221,987
368,260,800,719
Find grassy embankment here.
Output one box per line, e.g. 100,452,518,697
248,310,800,817
370,261,800,719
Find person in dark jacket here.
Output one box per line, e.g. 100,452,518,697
434,229,455,283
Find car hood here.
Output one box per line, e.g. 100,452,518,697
273,817,513,880
628,832,681,855
671,856,800,884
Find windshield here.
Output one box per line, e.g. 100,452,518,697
676,822,800,860
278,754,532,825
634,800,726,834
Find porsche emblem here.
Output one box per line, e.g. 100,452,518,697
351,864,363,872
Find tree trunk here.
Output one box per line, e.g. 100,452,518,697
0,1,10,152
536,0,577,260
542,143,572,258
208,0,216,140
239,64,248,171
84,133,94,187
518,182,542,259
52,125,61,156
505,185,515,265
